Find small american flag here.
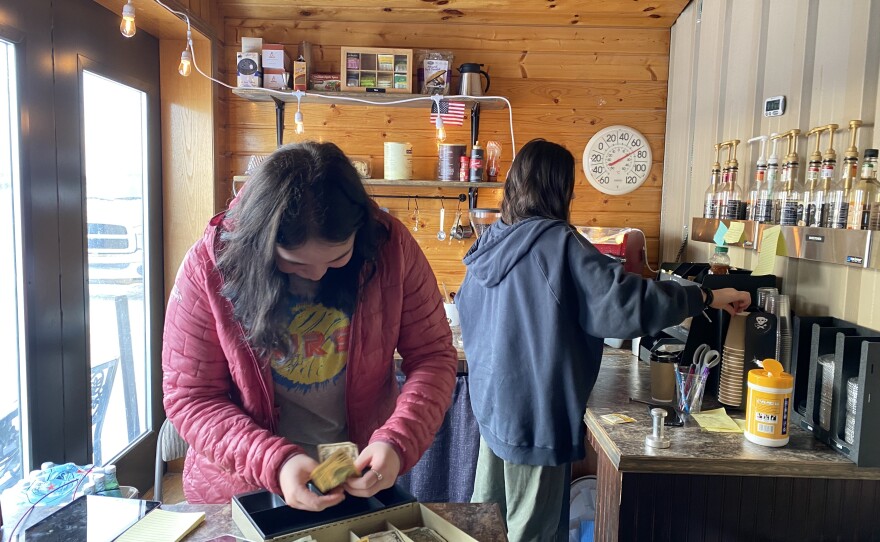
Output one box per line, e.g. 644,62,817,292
430,100,466,126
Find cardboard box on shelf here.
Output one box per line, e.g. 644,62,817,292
293,59,308,91
309,73,341,92
263,71,289,90
237,37,262,88
261,43,290,71
231,487,476,542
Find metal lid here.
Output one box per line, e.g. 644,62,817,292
865,148,878,158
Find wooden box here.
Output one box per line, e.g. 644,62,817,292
341,47,413,93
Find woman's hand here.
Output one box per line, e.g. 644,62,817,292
709,288,751,315
342,442,401,498
278,453,345,511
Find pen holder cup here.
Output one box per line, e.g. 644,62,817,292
675,370,708,422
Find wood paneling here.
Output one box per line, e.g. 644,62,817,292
217,0,690,28
663,0,880,329
161,38,217,299
223,9,676,288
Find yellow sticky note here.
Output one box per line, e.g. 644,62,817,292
116,509,206,542
690,407,743,433
752,225,781,276
723,221,745,244
734,418,748,431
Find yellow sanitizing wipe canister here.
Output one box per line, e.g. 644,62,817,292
745,359,793,447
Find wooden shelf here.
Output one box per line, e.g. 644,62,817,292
233,176,502,190
231,88,508,110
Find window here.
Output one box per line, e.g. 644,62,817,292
0,38,27,491
82,71,151,465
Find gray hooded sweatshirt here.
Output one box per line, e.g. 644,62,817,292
458,217,703,465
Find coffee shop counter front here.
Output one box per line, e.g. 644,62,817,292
586,349,880,541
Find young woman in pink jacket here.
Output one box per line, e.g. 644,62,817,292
162,142,457,509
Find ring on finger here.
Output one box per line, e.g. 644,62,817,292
373,470,383,482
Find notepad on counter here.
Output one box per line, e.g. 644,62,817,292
116,508,206,542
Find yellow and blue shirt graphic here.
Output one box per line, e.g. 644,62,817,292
272,296,351,455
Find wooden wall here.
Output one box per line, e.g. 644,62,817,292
662,0,880,329
221,9,676,289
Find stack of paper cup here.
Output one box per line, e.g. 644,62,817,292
818,355,835,431
719,312,748,407
846,376,859,444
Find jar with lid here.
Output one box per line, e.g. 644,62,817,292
709,245,730,275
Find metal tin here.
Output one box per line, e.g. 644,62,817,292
469,144,485,182
383,142,412,180
438,144,467,181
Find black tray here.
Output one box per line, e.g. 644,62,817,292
232,485,417,540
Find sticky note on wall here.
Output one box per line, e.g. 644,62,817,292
713,222,729,246
724,221,745,244
752,225,784,276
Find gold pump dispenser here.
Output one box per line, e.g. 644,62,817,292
746,135,774,222
720,139,744,219
775,129,803,226
703,143,723,218
829,120,863,228
801,127,824,226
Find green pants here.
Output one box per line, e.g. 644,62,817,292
471,437,571,542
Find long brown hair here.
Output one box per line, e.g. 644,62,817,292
501,138,575,224
216,142,387,359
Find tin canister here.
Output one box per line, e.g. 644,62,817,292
438,144,467,181
745,359,793,447
384,142,412,180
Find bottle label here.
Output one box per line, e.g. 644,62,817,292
805,204,818,227
816,203,831,228
859,205,870,230
754,199,773,223
832,202,849,228
704,201,718,219
869,203,880,231
780,201,799,226
723,200,742,220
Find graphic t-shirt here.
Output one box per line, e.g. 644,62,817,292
272,295,350,459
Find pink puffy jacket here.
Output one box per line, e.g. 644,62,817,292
162,209,457,504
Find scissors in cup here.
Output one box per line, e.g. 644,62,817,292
692,344,720,378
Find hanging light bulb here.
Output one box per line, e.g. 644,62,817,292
294,90,305,134
294,110,305,135
178,49,192,76
120,0,137,38
435,114,447,142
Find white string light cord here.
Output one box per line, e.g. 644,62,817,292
151,0,516,158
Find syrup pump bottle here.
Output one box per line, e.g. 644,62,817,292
767,133,785,224
721,139,743,219
714,142,732,218
828,120,862,228
848,148,879,230
801,127,824,226
746,135,771,222
774,130,803,226
703,143,723,219
813,124,839,227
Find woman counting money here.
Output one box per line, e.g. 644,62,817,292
162,142,457,510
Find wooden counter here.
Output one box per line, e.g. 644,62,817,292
586,349,880,541
2,502,507,541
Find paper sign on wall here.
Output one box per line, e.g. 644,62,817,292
752,225,785,276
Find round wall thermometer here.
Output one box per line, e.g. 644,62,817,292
582,125,652,195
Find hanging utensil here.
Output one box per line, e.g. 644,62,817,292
412,197,420,232
437,203,447,241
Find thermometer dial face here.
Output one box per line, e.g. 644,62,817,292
583,125,652,195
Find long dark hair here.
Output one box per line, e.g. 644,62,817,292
501,138,575,224
216,141,388,359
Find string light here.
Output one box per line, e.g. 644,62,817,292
120,0,136,38
431,95,447,142
135,1,518,157
178,31,193,77
294,90,305,134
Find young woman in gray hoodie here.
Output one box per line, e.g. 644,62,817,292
457,139,750,541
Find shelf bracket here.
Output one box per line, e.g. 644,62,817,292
271,96,285,148
469,102,482,209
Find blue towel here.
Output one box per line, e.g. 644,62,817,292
396,375,480,503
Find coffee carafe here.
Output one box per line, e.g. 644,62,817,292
458,63,490,96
